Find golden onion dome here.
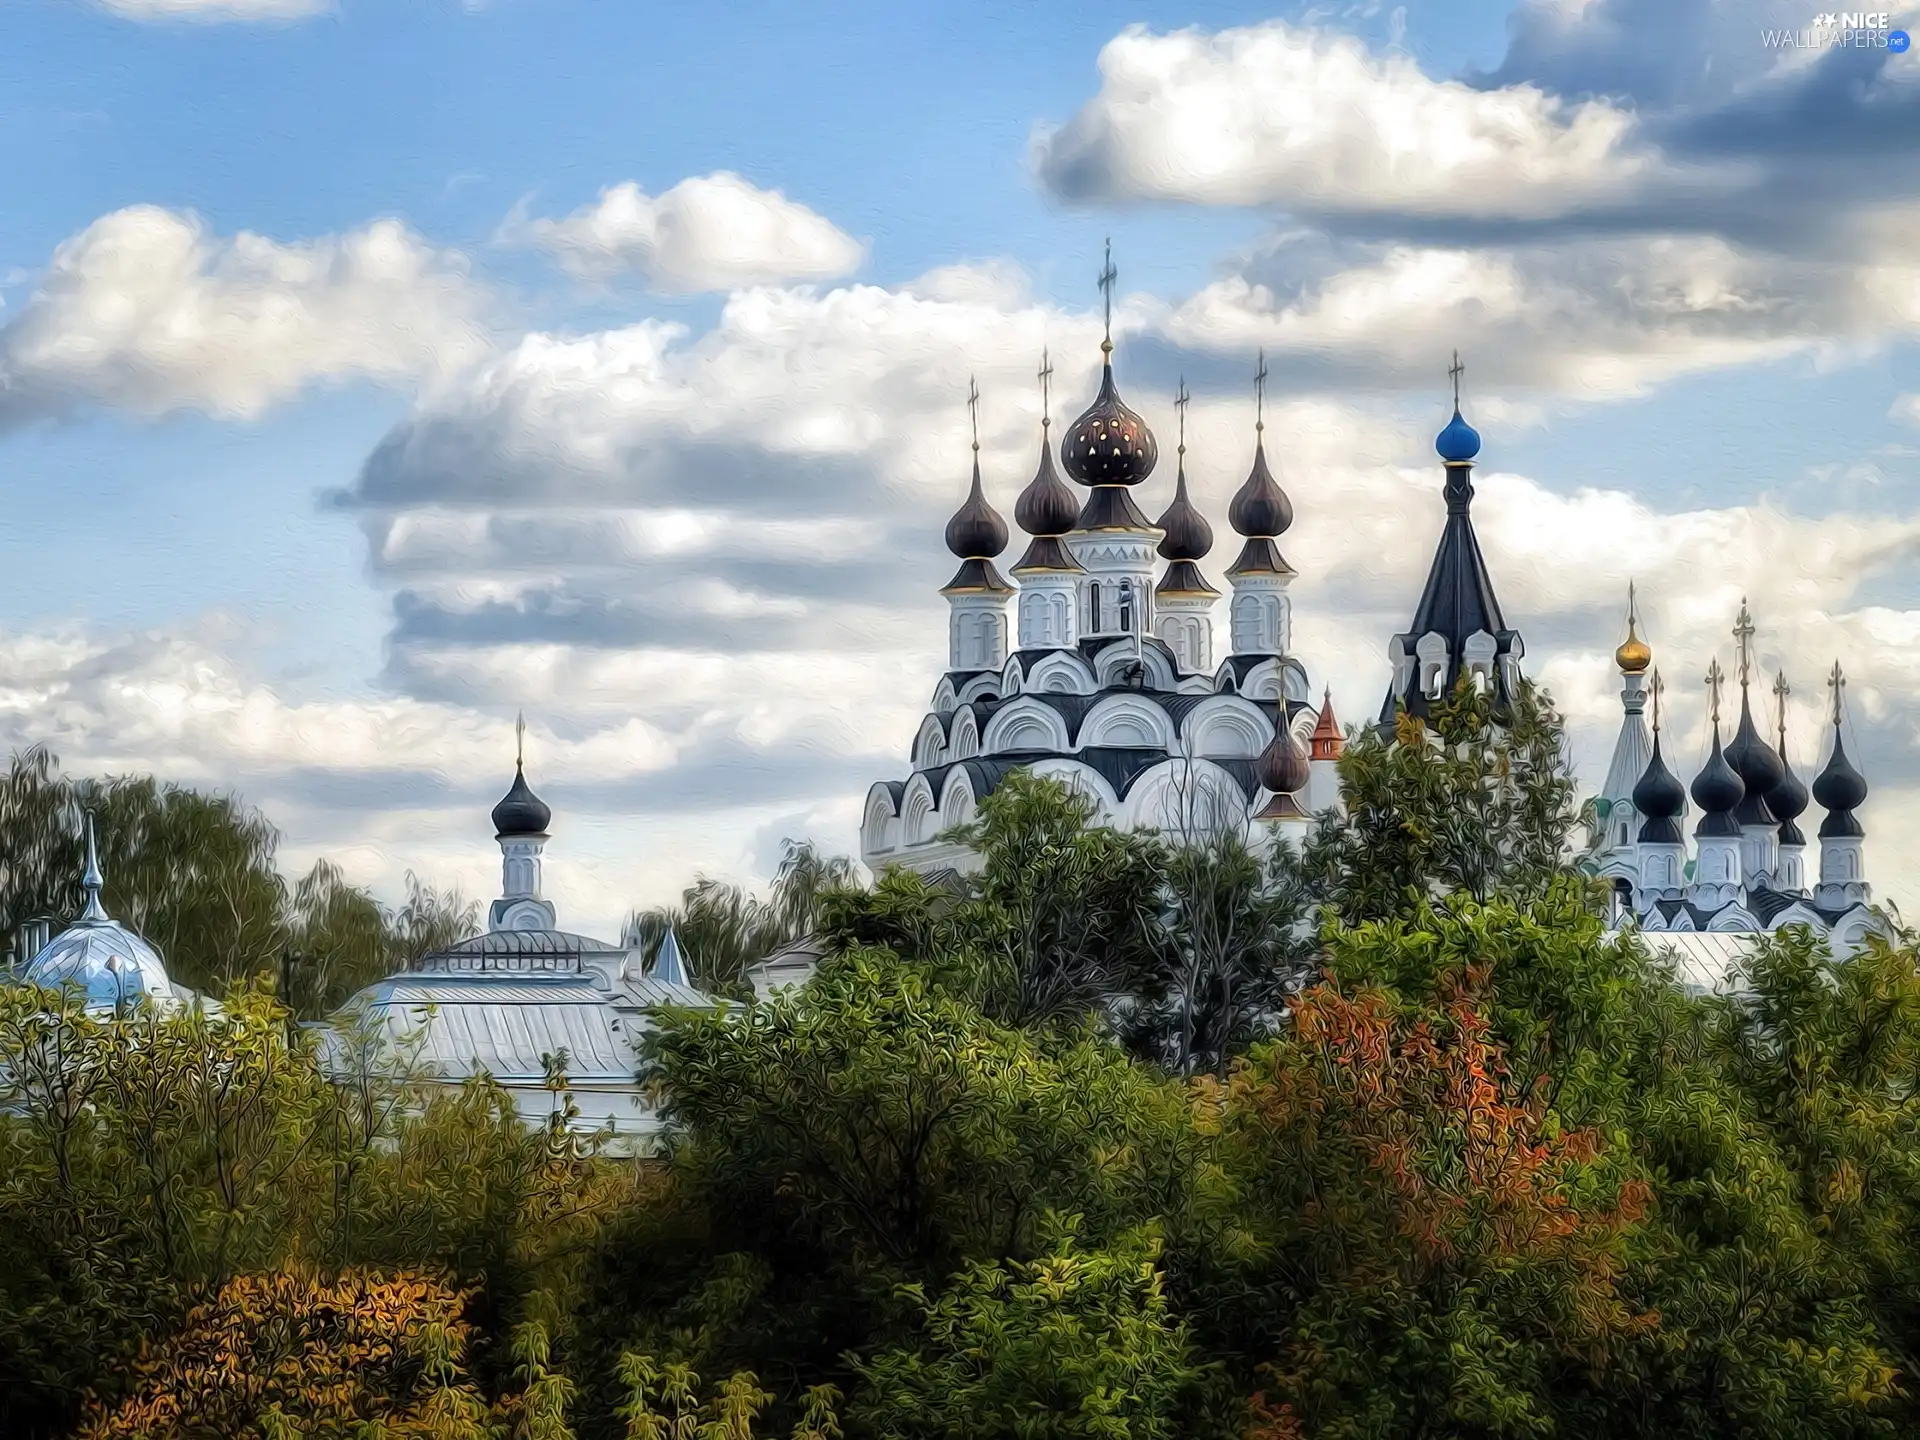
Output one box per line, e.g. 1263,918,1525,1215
1615,619,1652,674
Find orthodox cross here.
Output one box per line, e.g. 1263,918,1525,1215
1650,668,1665,734
1773,670,1791,749
1732,598,1756,691
1097,238,1117,353
967,375,980,453
1449,349,1464,410
1254,348,1269,434
1828,660,1846,727
1706,658,1725,728
1037,348,1053,429
1627,579,1639,632
515,710,527,771
1175,378,1191,459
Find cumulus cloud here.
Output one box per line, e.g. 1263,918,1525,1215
1032,21,1698,221
0,206,491,425
503,174,866,292
1149,221,1920,397
94,0,329,21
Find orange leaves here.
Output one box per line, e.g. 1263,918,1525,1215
77,1266,485,1440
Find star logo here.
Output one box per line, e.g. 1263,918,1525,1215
1814,11,1836,23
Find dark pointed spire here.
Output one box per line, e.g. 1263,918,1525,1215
1769,669,1810,848
1814,661,1867,838
1634,669,1687,844
1691,659,1744,836
1379,356,1518,724
1723,599,1784,826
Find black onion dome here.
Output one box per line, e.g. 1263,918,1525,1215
1691,730,1745,837
1061,363,1158,487
1632,735,1686,832
1259,722,1312,796
1155,464,1213,561
492,766,551,838
1813,730,1868,839
944,457,1009,560
1724,697,1783,826
1228,441,1293,539
1770,753,1810,847
1014,434,1080,538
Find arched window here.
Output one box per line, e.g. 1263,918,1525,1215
1118,580,1135,635
1087,581,1103,634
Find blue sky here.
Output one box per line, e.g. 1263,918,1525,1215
1,0,1917,934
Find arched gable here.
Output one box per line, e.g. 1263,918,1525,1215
930,676,959,715
1090,640,1177,692
1000,656,1026,696
1182,696,1271,759
1121,757,1249,835
950,708,981,760
983,698,1072,754
938,767,978,827
1081,694,1177,751
1708,904,1758,933
861,783,900,856
1025,651,1097,696
913,714,947,769
902,774,940,846
1224,656,1312,705
955,673,1001,708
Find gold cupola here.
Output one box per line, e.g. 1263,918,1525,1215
1615,581,1652,674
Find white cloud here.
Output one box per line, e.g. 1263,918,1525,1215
94,0,329,21
0,206,491,424
1032,21,1700,220
1154,217,1920,397
1893,394,1920,427
504,173,866,292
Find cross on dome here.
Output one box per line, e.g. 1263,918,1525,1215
1097,238,1117,355
515,710,527,771
1733,599,1756,690
1649,667,1665,733
1038,348,1053,429
1175,378,1190,455
1706,657,1725,726
1773,670,1791,744
1449,349,1464,410
1254,348,1269,434
1828,659,1846,726
967,374,981,453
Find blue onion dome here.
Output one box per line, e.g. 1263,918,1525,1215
1691,729,1745,836
492,764,551,838
1435,407,1481,463
1228,440,1294,539
22,814,182,1010
1632,735,1686,834
1724,696,1783,826
1014,428,1080,538
1061,362,1158,487
1813,729,1868,838
1155,463,1213,561
944,455,1009,559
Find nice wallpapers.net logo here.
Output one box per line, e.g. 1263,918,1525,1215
1762,11,1913,50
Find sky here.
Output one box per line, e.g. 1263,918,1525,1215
1,0,1917,940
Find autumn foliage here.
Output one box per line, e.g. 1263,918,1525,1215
76,1268,487,1439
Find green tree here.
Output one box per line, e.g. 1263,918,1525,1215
1303,679,1592,925
851,1221,1206,1440
625,840,859,998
